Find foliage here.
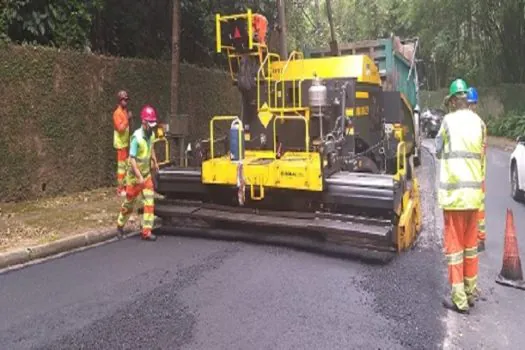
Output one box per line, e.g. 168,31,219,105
0,45,240,201
2,0,103,49
2,1,524,86
486,115,525,139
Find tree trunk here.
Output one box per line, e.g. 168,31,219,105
277,0,288,59
170,0,181,131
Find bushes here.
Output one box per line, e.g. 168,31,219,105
0,44,240,201
486,114,525,139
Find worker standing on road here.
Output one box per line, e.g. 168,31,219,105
113,90,132,197
117,105,160,241
436,79,486,314
467,87,487,252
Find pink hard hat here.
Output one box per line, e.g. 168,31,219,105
140,105,157,126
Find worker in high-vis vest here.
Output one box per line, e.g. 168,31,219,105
436,79,486,314
117,105,159,241
113,90,132,196
467,87,487,252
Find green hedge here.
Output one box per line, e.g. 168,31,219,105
0,45,240,201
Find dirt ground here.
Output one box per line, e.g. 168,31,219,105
487,135,517,151
0,187,142,253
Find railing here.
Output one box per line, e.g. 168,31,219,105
273,51,305,111
257,52,281,110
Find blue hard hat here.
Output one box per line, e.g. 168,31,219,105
467,87,478,104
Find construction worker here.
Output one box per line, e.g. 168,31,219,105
113,90,132,197
117,105,160,241
467,87,487,252
436,79,486,314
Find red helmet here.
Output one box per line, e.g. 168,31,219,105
140,105,157,124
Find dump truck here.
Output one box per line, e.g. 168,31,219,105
153,9,422,261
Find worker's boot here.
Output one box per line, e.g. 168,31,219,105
442,298,470,315
478,240,486,252
141,232,157,241
467,295,475,308
471,287,487,302
116,225,125,240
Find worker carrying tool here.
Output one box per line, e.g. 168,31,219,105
437,79,486,314
467,87,486,252
117,105,160,241
113,90,132,197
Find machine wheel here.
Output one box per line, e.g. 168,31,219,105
511,163,524,202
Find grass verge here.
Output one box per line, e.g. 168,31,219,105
0,187,142,253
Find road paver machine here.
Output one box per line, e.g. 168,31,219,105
153,9,422,260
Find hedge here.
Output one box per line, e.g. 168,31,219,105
0,45,240,201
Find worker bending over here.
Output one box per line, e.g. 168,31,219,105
117,105,160,241
436,79,486,314
467,87,486,252
113,90,132,197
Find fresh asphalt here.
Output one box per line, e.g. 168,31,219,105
0,141,522,349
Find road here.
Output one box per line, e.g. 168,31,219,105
0,142,523,349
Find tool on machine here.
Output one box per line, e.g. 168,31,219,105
153,5,423,262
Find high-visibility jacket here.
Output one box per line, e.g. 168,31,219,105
125,127,155,185
113,106,130,149
435,108,486,210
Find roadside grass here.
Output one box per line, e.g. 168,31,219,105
0,187,141,252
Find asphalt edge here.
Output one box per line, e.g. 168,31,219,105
0,228,138,271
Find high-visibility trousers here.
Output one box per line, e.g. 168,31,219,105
444,209,479,310
478,181,486,243
116,147,129,193
117,176,155,238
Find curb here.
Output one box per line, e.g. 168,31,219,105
0,228,138,271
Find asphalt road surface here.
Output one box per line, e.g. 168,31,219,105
0,141,523,350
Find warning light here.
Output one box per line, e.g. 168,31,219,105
233,27,241,39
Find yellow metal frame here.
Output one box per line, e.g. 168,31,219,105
397,177,422,252
153,125,170,166
257,52,281,110
209,115,243,159
216,10,254,53
269,54,381,85
216,9,269,82
394,141,407,180
272,51,305,111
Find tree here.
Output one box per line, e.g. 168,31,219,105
171,0,180,128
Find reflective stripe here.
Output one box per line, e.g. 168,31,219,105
441,151,481,160
438,110,485,210
464,247,477,259
446,251,463,265
439,181,483,190
126,128,155,184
